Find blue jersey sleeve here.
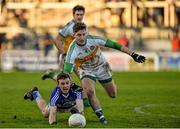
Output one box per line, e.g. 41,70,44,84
50,86,60,106
74,91,83,99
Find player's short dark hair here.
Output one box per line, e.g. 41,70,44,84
73,5,85,14
57,73,70,82
73,23,86,33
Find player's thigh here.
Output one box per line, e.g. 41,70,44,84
101,79,117,98
95,63,112,81
73,66,80,78
95,63,115,93
81,77,96,95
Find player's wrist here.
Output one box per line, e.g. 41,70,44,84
131,52,138,58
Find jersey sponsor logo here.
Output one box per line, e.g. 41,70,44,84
57,97,76,109
77,52,83,57
90,45,95,50
75,46,99,67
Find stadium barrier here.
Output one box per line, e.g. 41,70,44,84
1,50,180,71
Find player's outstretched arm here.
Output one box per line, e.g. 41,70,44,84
105,39,146,63
75,99,84,114
49,106,57,125
121,46,146,63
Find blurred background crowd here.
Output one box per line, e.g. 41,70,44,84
0,0,180,59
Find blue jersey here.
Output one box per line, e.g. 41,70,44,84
50,86,82,109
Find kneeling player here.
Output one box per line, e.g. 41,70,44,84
24,73,84,125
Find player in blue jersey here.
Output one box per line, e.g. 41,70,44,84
24,73,84,125
63,23,146,124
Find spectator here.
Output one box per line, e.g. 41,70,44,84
42,32,53,57
12,33,27,49
118,33,129,47
137,7,148,27
31,30,40,50
0,30,7,69
129,28,145,51
0,32,6,50
0,16,7,51
171,28,180,52
14,9,28,28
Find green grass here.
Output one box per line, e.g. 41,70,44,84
0,71,180,128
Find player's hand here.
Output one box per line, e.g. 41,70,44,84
131,52,146,63
70,107,79,114
71,83,83,92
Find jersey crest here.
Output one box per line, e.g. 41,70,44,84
75,46,99,67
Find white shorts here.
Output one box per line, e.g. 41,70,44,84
79,62,112,83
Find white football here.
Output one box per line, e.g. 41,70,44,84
68,113,86,128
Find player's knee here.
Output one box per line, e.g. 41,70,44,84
109,91,116,98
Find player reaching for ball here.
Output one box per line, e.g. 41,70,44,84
24,73,84,125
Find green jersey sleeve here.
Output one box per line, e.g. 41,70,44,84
105,39,122,50
63,62,73,74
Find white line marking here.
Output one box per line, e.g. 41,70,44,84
133,104,179,118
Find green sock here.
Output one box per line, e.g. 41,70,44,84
83,97,90,107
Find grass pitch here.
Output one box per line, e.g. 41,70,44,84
0,71,180,128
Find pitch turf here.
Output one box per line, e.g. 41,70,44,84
0,71,180,128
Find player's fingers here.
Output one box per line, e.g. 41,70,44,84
140,56,145,62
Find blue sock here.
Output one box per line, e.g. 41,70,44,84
32,91,41,101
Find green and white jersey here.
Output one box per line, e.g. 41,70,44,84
58,20,87,37
58,20,88,53
58,20,75,52
59,20,75,37
65,35,108,71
